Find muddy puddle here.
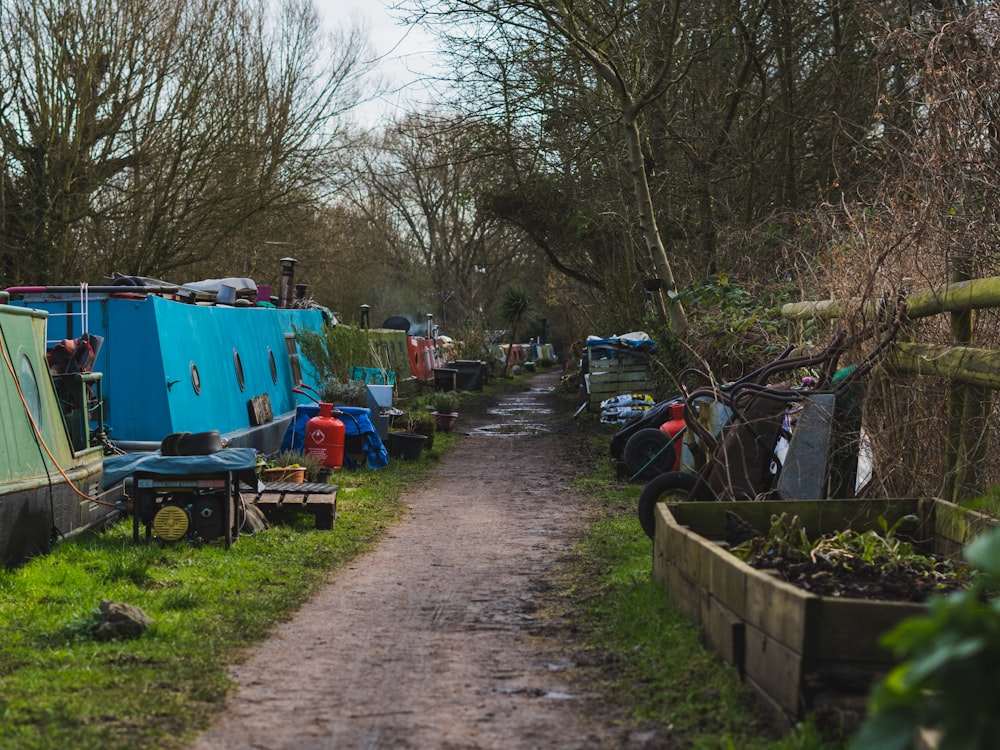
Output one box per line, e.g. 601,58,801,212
469,387,554,437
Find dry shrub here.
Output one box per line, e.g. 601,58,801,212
786,9,1000,501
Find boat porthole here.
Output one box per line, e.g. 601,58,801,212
190,361,201,395
268,347,278,384
234,349,245,392
18,354,42,429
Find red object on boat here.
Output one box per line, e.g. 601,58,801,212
304,402,345,469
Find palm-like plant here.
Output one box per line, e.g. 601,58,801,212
500,286,530,377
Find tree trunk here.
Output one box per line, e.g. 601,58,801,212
504,318,520,377
622,117,688,337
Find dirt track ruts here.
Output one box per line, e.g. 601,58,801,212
188,370,643,750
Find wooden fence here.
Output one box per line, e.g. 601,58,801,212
782,275,1000,503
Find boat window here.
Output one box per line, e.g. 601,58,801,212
19,354,43,429
233,349,245,392
268,347,278,384
190,361,201,395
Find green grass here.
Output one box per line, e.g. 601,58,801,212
0,454,442,750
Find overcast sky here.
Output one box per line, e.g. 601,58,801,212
314,0,441,123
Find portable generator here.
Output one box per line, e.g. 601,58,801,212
132,473,237,547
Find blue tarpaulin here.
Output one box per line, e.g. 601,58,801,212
281,405,388,470
585,331,657,353
103,448,259,489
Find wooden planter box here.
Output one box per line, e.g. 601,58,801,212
652,498,995,724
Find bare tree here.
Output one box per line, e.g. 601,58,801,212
347,112,536,328
405,0,700,335
0,0,377,284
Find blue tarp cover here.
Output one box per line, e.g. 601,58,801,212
280,405,388,470
586,331,657,353
103,447,258,489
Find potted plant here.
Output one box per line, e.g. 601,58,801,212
399,410,436,450
320,378,369,407
387,411,434,460
431,392,459,432
262,450,310,483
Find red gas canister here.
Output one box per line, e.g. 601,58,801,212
304,402,345,469
657,401,686,470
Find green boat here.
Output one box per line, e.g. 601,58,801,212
0,301,121,567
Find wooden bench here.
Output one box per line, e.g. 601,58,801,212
251,481,338,530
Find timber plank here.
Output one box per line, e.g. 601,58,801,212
660,562,702,623
816,598,923,662
252,482,338,530
745,567,814,653
744,624,804,718
706,541,748,618
702,595,746,674
933,501,994,551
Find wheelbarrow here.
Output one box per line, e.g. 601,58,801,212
611,344,799,480
634,316,905,539
635,332,873,538
618,332,851,483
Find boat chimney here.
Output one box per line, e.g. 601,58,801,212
425,313,433,339
360,304,370,329
279,257,297,309
295,283,308,303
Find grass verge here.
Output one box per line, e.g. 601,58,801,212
0,437,455,750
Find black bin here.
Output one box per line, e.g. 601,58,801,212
449,360,487,391
433,368,458,391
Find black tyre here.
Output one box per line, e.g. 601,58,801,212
623,428,678,480
637,471,715,539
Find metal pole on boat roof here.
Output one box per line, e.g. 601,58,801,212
80,283,89,337
360,304,370,329
279,257,296,309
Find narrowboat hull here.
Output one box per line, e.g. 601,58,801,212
0,304,120,567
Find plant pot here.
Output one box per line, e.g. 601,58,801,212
387,432,427,461
431,411,458,432
263,466,306,483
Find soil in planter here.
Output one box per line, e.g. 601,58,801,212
726,510,971,603
747,556,965,602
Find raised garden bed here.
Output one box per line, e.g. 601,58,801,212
651,497,995,726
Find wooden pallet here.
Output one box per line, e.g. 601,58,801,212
587,355,655,406
252,481,338,530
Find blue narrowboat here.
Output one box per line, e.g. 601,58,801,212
5,268,329,454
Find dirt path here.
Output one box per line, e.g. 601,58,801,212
189,370,647,750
